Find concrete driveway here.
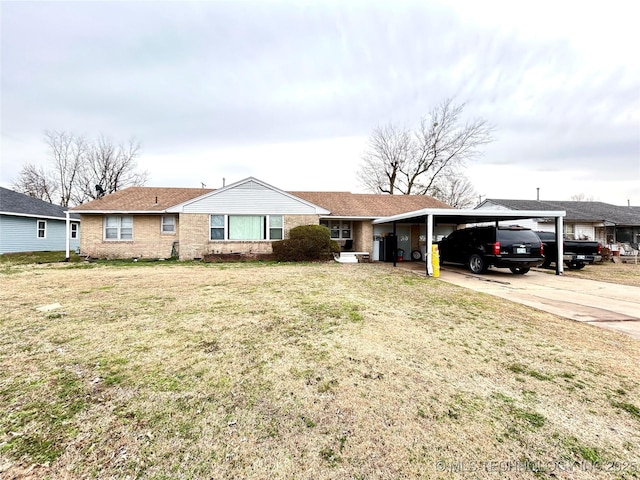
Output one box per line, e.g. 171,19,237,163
422,266,640,339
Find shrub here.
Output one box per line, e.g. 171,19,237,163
272,225,340,262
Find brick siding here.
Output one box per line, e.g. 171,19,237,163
178,214,320,260
353,221,374,254
80,213,321,260
79,214,178,259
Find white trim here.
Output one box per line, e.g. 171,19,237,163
372,208,566,224
1,211,79,222
209,213,283,241
161,215,176,234
268,214,284,240
210,214,225,240
104,215,134,241
319,216,377,221
36,219,47,239
320,219,353,240
72,210,164,214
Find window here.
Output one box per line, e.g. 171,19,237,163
321,220,352,240
269,215,283,240
161,216,176,234
105,216,133,240
37,220,46,239
71,223,79,239
564,223,575,240
210,215,225,240
210,215,283,240
229,215,264,240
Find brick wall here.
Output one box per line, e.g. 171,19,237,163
79,214,178,259
353,221,373,254
81,213,321,260
177,213,210,260
284,214,320,238
177,213,320,260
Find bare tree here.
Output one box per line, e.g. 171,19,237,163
430,169,477,208
74,137,148,204
11,163,57,203
46,130,86,207
11,131,148,207
358,98,494,195
359,123,413,194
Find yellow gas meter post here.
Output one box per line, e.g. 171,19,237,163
431,244,440,278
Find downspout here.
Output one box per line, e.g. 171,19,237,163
65,211,70,262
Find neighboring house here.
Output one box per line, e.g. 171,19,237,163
476,199,640,248
70,177,452,261
0,187,81,254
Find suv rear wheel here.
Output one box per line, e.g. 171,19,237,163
468,254,487,274
509,266,530,274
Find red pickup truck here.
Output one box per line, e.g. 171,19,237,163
535,231,602,270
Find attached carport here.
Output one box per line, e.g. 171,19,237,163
372,208,567,276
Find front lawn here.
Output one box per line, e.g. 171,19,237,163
0,251,84,266
1,262,638,479
561,261,640,287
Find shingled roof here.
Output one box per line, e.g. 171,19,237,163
0,187,79,220
291,191,452,217
71,187,214,212
483,199,640,226
71,185,452,217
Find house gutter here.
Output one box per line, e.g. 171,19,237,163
319,216,378,220
71,210,169,214
0,211,78,221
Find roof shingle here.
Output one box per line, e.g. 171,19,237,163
71,185,452,217
290,191,452,217
71,187,214,211
484,199,640,225
1,187,79,219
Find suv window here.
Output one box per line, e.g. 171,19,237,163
497,228,540,244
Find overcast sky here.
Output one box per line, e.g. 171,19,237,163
1,0,639,205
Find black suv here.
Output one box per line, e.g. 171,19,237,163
438,225,544,274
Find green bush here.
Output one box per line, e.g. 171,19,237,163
272,225,340,262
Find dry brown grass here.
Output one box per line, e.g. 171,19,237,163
559,261,640,287
1,261,639,479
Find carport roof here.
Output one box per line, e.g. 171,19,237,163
372,208,566,225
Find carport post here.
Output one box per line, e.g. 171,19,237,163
426,213,434,276
555,215,564,275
